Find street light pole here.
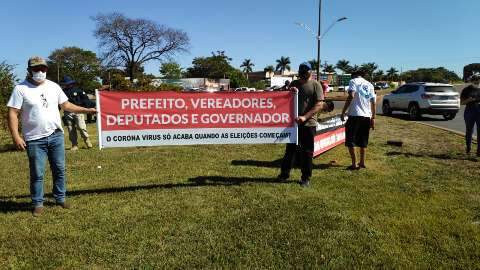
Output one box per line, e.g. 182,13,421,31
316,0,322,82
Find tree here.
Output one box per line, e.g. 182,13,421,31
264,65,275,73
160,62,182,79
323,64,336,73
0,61,17,127
386,67,399,81
240,59,254,80
0,61,17,106
227,69,248,88
92,13,189,82
275,56,291,74
360,62,378,81
308,59,319,72
185,52,235,78
373,70,384,82
402,67,460,83
336,59,351,74
46,47,101,93
349,64,360,74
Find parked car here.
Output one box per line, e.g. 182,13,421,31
382,82,460,120
374,82,389,90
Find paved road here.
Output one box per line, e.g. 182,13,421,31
332,84,477,136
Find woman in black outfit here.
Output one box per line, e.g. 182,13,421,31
460,73,480,156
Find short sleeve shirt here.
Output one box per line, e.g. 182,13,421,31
347,77,376,118
290,79,325,126
7,79,68,141
460,85,480,109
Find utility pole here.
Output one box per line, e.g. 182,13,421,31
316,0,322,82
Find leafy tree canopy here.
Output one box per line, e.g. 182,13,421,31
46,46,101,93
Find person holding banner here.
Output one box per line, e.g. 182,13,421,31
340,70,376,170
7,56,97,217
278,62,332,187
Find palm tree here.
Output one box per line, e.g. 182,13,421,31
275,56,291,74
373,70,384,82
324,64,336,73
386,67,399,81
335,59,351,74
360,62,378,81
240,59,254,80
264,65,275,73
308,59,319,72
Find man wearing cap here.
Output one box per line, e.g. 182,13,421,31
61,76,93,150
7,56,97,217
461,73,480,156
278,62,333,187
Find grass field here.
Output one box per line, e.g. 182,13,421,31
0,116,479,269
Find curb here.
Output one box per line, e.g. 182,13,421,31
414,121,477,143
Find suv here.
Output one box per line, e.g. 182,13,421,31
382,82,460,120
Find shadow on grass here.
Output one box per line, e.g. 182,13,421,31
387,151,478,162
0,144,17,153
188,176,291,186
0,177,289,213
231,158,341,169
0,201,56,213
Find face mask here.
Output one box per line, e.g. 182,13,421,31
32,71,47,83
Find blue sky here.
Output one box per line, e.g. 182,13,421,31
1,0,477,80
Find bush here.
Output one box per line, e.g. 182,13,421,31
157,83,183,92
249,80,266,90
0,61,17,129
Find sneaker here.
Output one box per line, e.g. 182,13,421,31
357,163,367,169
85,139,93,149
32,206,44,217
299,179,310,187
56,201,71,209
71,145,79,151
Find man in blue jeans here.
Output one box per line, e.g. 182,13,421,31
7,56,96,217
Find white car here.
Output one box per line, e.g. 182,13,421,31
382,82,460,120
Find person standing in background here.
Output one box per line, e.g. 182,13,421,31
341,70,376,170
460,73,480,156
61,76,94,150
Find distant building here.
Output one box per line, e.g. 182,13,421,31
151,78,230,91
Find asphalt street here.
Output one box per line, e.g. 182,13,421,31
332,84,477,137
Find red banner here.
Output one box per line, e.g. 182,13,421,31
96,91,297,148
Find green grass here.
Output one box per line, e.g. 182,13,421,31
0,117,479,269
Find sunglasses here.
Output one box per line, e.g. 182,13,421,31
30,66,48,72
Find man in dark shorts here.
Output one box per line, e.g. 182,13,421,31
460,73,480,156
278,62,332,187
340,70,376,170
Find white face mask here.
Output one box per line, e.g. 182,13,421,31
32,71,47,83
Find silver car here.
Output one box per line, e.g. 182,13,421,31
382,82,460,120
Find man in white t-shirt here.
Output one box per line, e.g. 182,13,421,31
7,56,96,217
340,70,376,170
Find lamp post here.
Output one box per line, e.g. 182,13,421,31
316,0,322,82
296,3,347,82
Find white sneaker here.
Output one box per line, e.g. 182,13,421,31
71,145,79,151
85,139,93,149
